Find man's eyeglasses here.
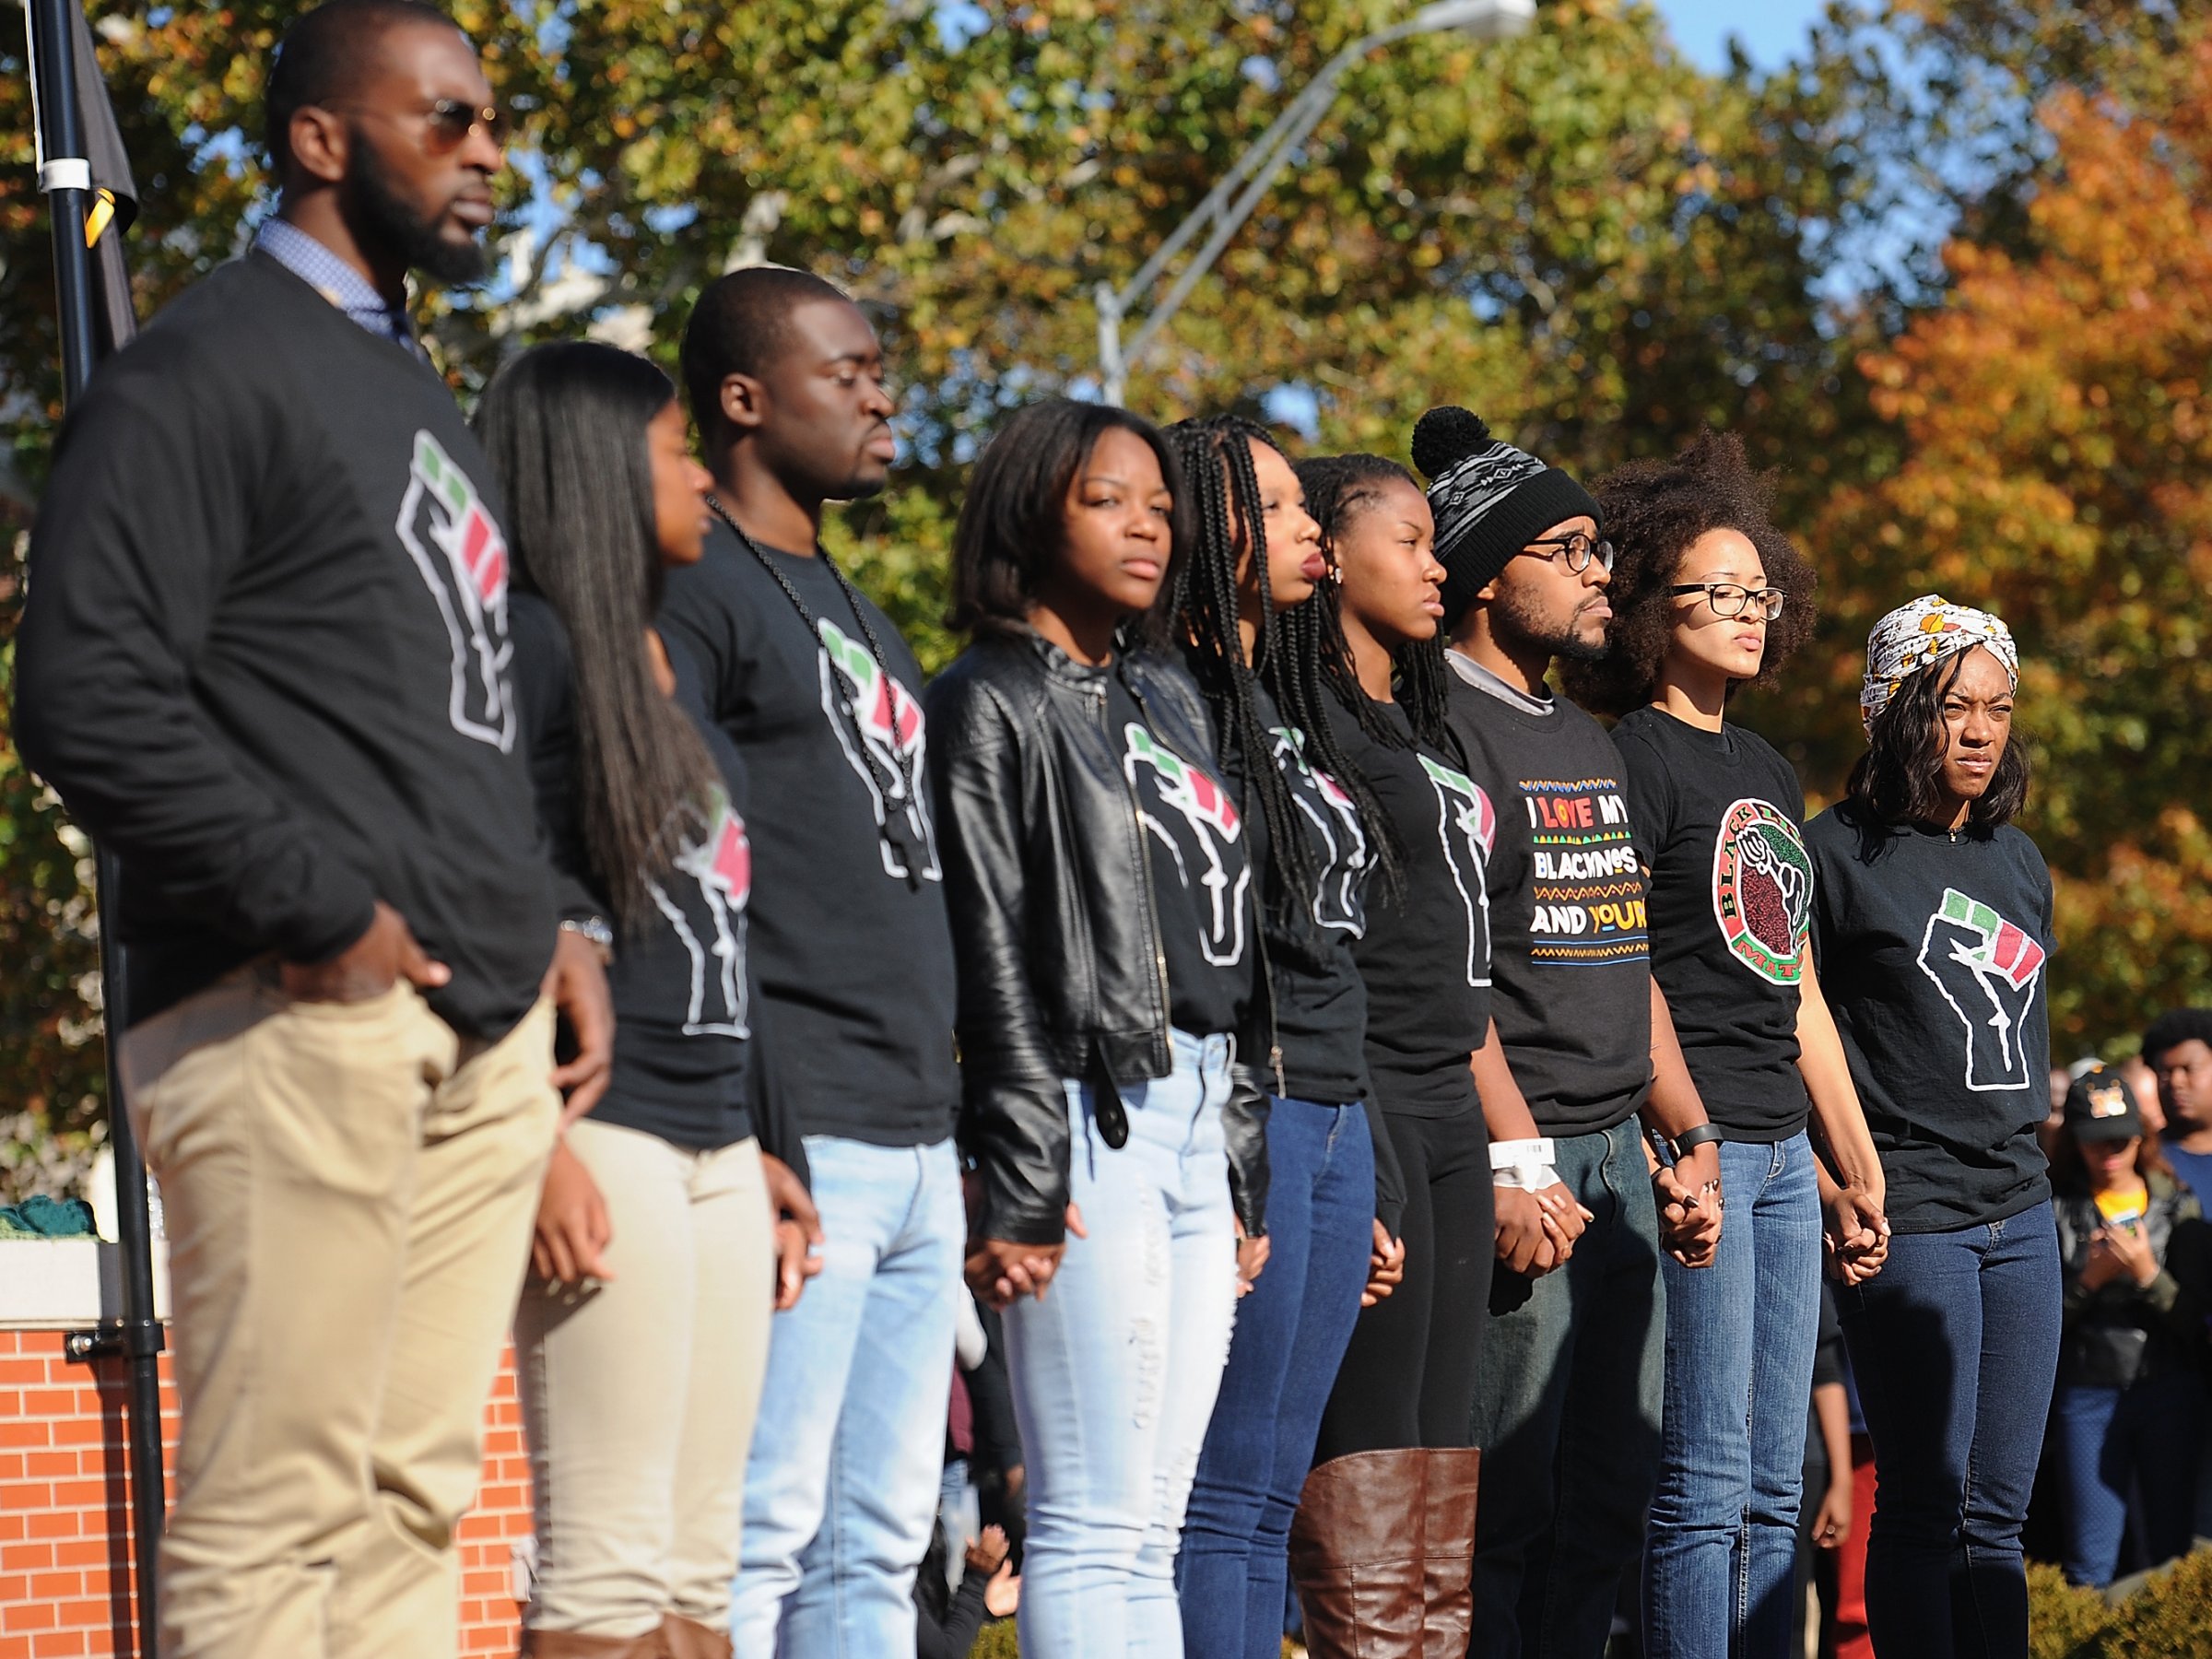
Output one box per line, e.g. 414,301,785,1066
1670,582,1787,621
329,99,508,154
1524,532,1615,575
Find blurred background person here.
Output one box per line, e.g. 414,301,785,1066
2049,1063,2211,1588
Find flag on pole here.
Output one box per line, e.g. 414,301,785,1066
67,1,138,357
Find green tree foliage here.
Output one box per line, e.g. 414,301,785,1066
0,0,2201,1183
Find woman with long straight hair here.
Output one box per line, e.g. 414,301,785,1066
928,397,1271,1657
1165,421,1410,1659
1806,596,2057,1659
476,342,818,1659
1281,453,1519,1654
1559,433,1888,1659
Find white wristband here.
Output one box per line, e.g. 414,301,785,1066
1490,1137,1559,1192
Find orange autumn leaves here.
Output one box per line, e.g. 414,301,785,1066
1817,41,2212,1044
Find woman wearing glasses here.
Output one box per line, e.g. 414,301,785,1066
1561,434,1887,1659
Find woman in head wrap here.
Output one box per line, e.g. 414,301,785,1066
1804,594,2057,1659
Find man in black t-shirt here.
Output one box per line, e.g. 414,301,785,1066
1408,407,1723,1659
15,6,609,1653
659,268,963,1653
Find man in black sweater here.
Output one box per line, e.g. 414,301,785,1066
660,269,963,1653
14,5,608,1653
1406,408,1722,1659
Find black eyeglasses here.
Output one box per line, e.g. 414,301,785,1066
1524,532,1615,575
330,98,508,153
1669,582,1787,621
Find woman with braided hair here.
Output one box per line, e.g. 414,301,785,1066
1166,420,1409,1659
1280,453,1553,1657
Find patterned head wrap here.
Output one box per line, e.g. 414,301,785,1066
1860,594,2018,733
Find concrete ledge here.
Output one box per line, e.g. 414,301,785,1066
0,1236,171,1329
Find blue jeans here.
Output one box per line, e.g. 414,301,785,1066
1008,1030,1240,1658
1469,1117,1665,1659
1839,1201,2060,1659
2053,1372,2206,1587
1179,1096,1374,1659
1643,1132,1824,1659
729,1135,962,1656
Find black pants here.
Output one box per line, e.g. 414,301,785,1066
1312,1107,1494,1456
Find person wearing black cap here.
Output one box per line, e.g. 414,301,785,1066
2048,1063,2212,1588
1410,406,1724,1659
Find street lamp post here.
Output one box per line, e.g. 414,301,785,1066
1095,0,1535,406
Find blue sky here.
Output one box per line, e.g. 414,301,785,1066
1654,0,1830,72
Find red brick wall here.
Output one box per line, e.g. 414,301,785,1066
0,1329,530,1659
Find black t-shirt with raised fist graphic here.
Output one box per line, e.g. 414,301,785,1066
1109,676,1254,1039
1807,800,2053,1233
1322,697,1490,1118
512,595,754,1150
1226,681,1376,1107
659,526,959,1147
1613,707,1812,1142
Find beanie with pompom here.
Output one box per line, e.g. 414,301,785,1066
1411,406,1601,628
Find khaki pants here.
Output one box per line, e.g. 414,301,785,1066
122,969,559,1659
514,1119,773,1637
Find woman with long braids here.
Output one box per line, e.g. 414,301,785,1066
1559,434,1888,1659
928,398,1273,1657
1283,454,1573,1654
477,342,818,1659
1167,420,1410,1659
1807,596,2057,1659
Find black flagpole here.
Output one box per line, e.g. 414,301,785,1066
29,1,167,1652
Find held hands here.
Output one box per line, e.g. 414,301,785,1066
542,928,615,1125
761,1154,824,1312
1654,1140,1724,1269
1362,1220,1406,1307
965,1204,1084,1311
1234,1218,1271,1298
964,1525,1021,1619
531,1135,614,1284
1495,1182,1593,1277
1823,1182,1891,1286
282,900,449,1004
2082,1221,2159,1290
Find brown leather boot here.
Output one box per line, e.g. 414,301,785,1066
518,1629,662,1658
1288,1448,1428,1659
1418,1448,1481,1657
656,1615,733,1659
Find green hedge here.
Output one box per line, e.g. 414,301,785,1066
2030,1548,2212,1658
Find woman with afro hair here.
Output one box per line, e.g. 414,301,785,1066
1563,432,1888,1659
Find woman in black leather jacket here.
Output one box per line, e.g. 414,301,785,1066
925,398,1271,1658
2049,1063,2212,1586
1168,417,1411,1659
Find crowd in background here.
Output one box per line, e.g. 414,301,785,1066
11,6,2212,1659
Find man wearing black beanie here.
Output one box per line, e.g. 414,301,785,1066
1412,407,1724,1658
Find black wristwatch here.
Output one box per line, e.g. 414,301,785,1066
1668,1123,1724,1160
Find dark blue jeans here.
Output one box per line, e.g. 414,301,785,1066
1468,1118,1665,1659
2053,1371,2206,1587
1642,1132,1824,1659
1179,1096,1373,1659
1839,1201,2060,1659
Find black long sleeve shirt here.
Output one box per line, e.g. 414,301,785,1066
15,253,554,1038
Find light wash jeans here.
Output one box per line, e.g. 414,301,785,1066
1642,1131,1823,1659
728,1134,962,1656
1008,1030,1240,1658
